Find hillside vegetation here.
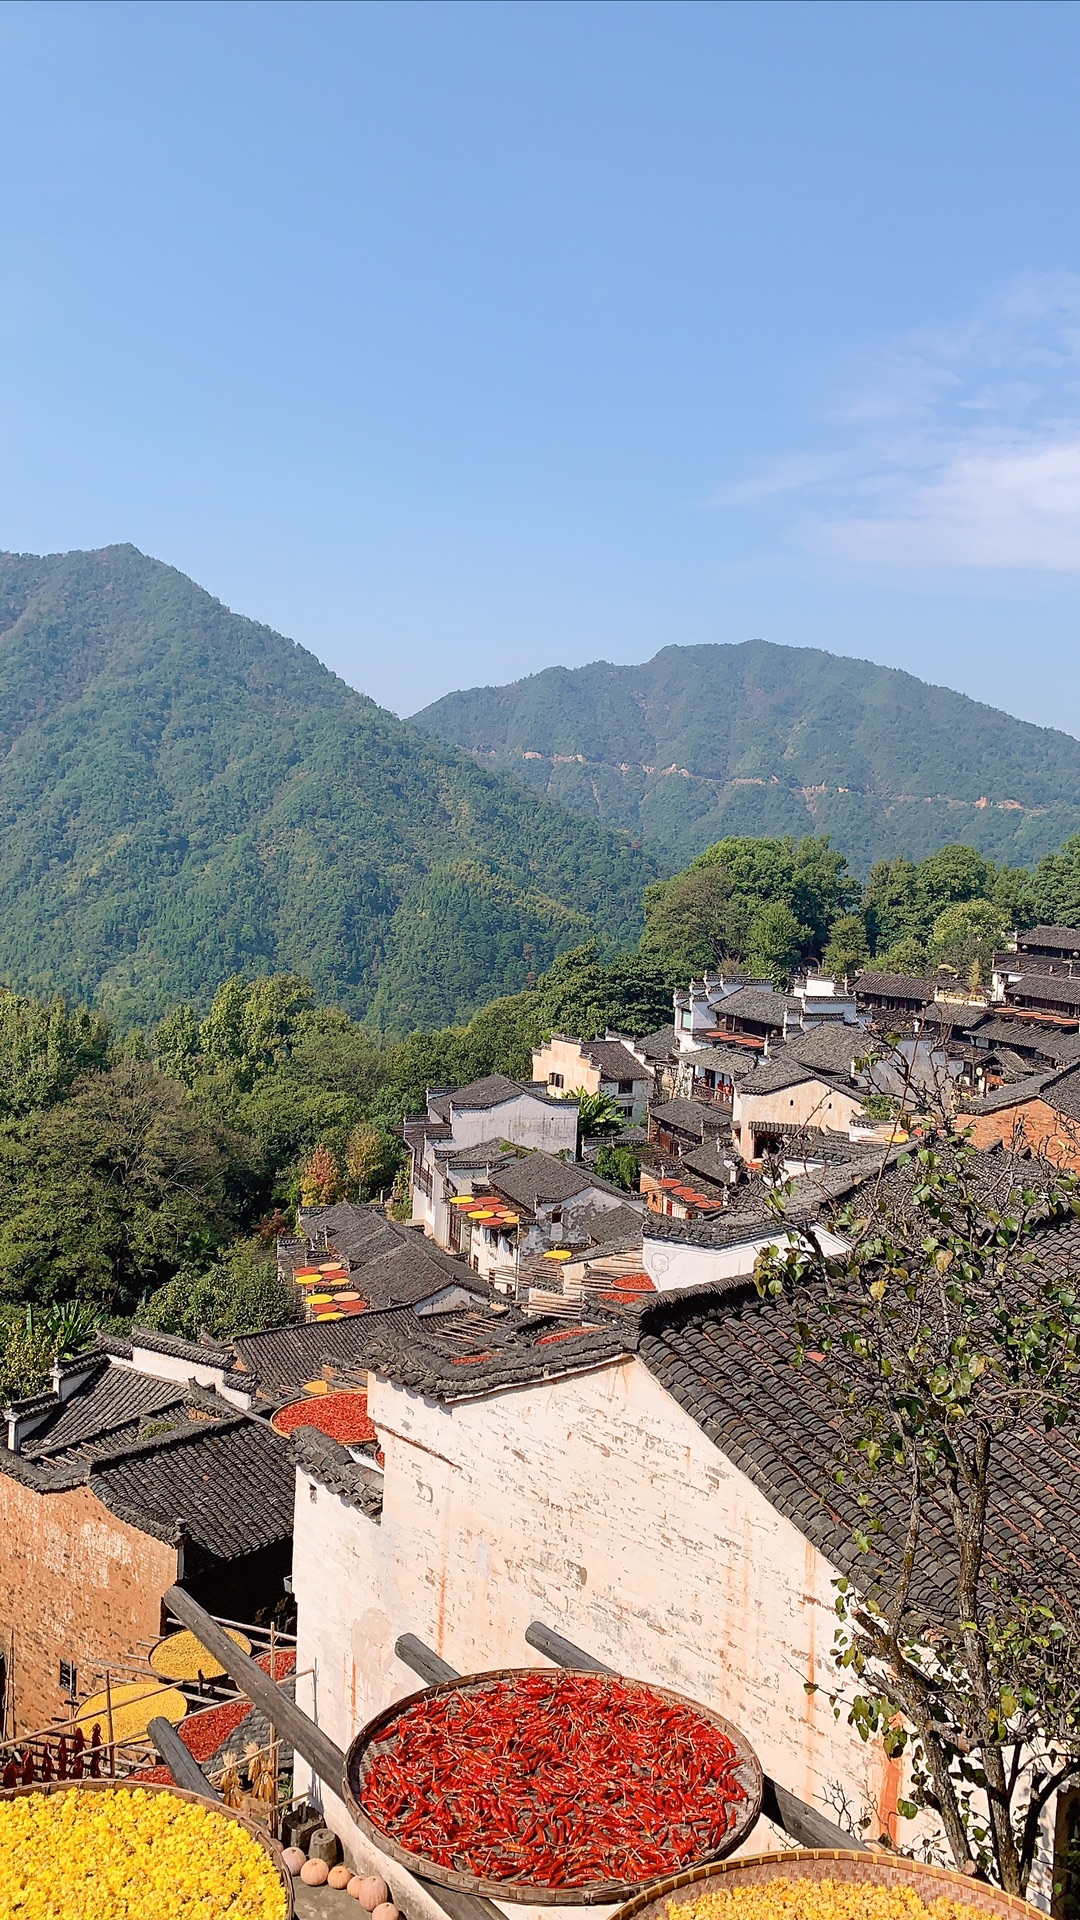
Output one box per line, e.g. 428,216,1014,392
0,545,650,1029
413,641,1080,870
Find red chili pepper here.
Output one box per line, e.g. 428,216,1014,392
359,1671,749,1889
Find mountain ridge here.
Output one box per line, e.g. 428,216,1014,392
411,640,1080,870
0,544,651,1030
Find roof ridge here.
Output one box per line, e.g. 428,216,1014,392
87,1406,245,1471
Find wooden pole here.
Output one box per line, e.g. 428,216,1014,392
147,1716,222,1802
162,1586,503,1920
104,1670,115,1778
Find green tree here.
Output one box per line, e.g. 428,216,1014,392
747,902,807,986
344,1123,402,1201
0,1300,102,1405
929,899,1008,984
759,1140,1080,1893
643,836,855,980
0,992,111,1117
199,975,316,1091
572,1089,623,1145
592,1142,640,1191
641,865,741,975
873,936,929,976
0,1059,249,1312
863,857,922,955
916,844,994,922
142,1236,298,1341
1033,835,1080,928
821,913,870,983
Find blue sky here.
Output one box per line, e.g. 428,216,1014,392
2,1,1080,730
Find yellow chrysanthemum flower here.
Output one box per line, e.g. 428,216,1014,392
0,1785,286,1920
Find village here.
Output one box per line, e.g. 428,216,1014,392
1,926,1079,1915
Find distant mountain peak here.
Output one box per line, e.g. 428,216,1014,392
412,640,1080,872
0,546,649,1029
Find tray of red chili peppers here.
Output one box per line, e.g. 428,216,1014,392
343,1667,763,1904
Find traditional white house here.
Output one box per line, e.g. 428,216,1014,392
405,1074,579,1245
289,1254,1079,1913
532,1035,654,1123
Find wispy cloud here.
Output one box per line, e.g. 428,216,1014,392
725,273,1080,575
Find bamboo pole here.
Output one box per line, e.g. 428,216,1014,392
104,1670,115,1778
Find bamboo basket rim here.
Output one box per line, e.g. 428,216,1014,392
0,1775,294,1919
343,1664,763,1906
608,1846,1044,1920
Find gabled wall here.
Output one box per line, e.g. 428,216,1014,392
292,1355,901,1880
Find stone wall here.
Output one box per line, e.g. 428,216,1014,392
0,1476,176,1733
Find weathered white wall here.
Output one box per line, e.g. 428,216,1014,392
641,1226,849,1292
292,1352,904,1905
450,1095,578,1156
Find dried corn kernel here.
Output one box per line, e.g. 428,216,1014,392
667,1880,989,1920
0,1784,285,1920
74,1682,187,1743
150,1627,251,1681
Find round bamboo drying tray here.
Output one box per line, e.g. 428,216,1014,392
0,1776,294,1917
610,1848,1043,1920
344,1666,763,1906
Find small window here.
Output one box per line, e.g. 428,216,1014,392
618,1079,633,1094
59,1660,77,1697
548,1072,564,1089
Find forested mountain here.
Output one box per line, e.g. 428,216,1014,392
413,641,1080,871
0,546,650,1029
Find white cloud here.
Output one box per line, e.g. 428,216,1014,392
728,274,1080,576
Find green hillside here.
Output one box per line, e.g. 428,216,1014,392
412,641,1080,871
0,545,650,1029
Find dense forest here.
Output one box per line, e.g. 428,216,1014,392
0,545,650,1031
414,640,1080,870
3,822,1080,1402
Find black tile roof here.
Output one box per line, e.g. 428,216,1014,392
488,1152,597,1210
644,1208,805,1250
89,1416,294,1559
975,1019,1080,1066
1018,925,1080,952
712,988,790,1028
1006,975,1080,1010
580,1040,648,1082
350,1240,488,1311
233,1317,379,1399
637,1225,1080,1622
686,1043,757,1080
24,1367,186,1460
781,1026,866,1076
855,972,935,1002
965,1072,1054,1115
450,1074,560,1111
562,1200,645,1251
353,1304,629,1403
634,1027,678,1062
649,1097,729,1140
289,1429,384,1517
738,1056,827,1096
128,1327,238,1368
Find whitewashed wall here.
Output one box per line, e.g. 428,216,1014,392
292,1352,906,1912
642,1226,849,1291
450,1095,578,1155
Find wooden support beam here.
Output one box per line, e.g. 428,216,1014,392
525,1616,867,1855
395,1635,459,1686
524,1623,613,1674
162,1589,504,1920
164,1585,347,1795
147,1715,222,1802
